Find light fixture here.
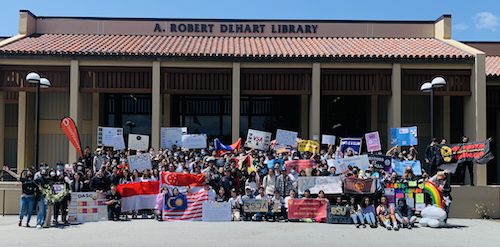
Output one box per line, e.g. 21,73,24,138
420,81,432,92
26,72,41,83
431,76,446,88
40,78,51,88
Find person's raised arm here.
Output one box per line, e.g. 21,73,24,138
2,166,20,180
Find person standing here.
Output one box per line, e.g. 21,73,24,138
3,166,37,227
459,136,474,186
425,138,438,176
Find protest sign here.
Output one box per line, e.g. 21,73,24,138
330,155,370,174
287,199,328,219
274,144,291,154
68,192,108,222
438,163,458,174
384,182,425,210
276,129,298,146
391,159,422,176
161,127,183,150
97,126,123,146
326,206,351,224
298,176,343,194
297,140,320,154
111,135,126,150
285,160,315,176
128,134,149,151
202,202,231,222
390,126,418,146
434,139,494,165
243,199,268,213
245,129,272,150
367,153,392,171
128,153,152,171
181,134,207,149
340,138,362,155
322,135,336,145
365,131,381,152
343,178,375,194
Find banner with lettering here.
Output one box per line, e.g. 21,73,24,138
67,192,108,222
244,129,272,150
297,140,320,154
326,206,351,224
330,155,371,174
384,182,425,210
367,154,392,171
243,199,269,213
365,131,381,152
343,178,376,194
297,176,343,194
340,138,362,155
390,126,418,146
61,117,83,158
287,199,328,219
435,139,494,165
285,160,315,176
391,159,422,176
202,202,231,222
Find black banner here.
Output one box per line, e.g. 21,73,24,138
367,154,392,170
435,139,494,165
326,206,351,224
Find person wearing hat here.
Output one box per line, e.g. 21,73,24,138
239,186,255,221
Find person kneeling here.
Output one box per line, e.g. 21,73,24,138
395,198,416,229
105,184,121,221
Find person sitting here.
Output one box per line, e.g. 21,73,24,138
395,198,416,229
361,197,377,228
376,196,399,230
255,187,271,221
316,190,328,223
349,197,366,228
271,190,286,222
239,186,255,221
105,184,122,221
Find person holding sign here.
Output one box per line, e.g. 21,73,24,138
240,186,256,221
255,187,271,221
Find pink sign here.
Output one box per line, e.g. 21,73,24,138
288,199,328,219
365,131,381,152
285,160,315,176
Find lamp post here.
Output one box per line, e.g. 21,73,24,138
26,72,51,171
420,77,446,139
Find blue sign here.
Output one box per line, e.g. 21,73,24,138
340,138,362,155
391,159,422,176
390,126,418,146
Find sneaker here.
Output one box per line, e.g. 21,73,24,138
386,225,392,230
36,225,42,229
355,223,360,228
26,223,30,228
407,224,412,229
18,220,22,227
393,225,399,231
362,224,367,228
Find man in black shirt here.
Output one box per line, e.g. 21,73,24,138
90,170,110,192
105,184,122,221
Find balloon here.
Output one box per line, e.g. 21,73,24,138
427,219,443,228
419,218,429,227
421,206,447,221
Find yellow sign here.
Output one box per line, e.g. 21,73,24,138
297,140,319,154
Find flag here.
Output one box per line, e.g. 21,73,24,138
435,139,495,165
117,181,159,213
215,138,241,157
160,172,207,221
343,178,376,194
60,117,83,158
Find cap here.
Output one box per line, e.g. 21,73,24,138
245,186,251,190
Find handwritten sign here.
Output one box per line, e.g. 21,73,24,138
202,202,231,222
298,176,343,194
68,192,108,222
245,129,272,150
276,129,298,146
128,153,152,172
326,206,351,224
297,140,320,154
243,199,268,212
111,135,126,150
128,134,149,151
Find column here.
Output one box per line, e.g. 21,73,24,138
91,93,99,151
163,94,171,127
371,95,378,131
152,61,162,151
231,62,240,142
0,92,4,167
309,63,321,141
388,63,402,146
69,60,81,163
300,95,308,138
442,96,451,142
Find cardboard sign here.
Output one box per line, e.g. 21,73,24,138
276,129,298,146
365,131,381,152
181,134,207,149
326,206,352,224
128,134,149,151
298,176,343,194
390,126,418,146
68,192,108,222
243,199,268,212
244,129,272,150
97,126,123,146
287,199,328,219
128,153,152,172
322,135,336,145
161,127,184,150
340,138,363,155
202,202,231,222
297,140,320,154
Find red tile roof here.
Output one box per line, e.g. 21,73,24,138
486,56,500,77
0,34,472,59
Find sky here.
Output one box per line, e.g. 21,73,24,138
0,0,500,41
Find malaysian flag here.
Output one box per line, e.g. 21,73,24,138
160,172,207,221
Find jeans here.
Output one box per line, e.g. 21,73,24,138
54,199,68,222
20,195,35,222
363,212,376,224
108,204,121,220
36,195,47,226
351,213,364,224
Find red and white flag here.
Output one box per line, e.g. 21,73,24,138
117,181,159,213
160,172,207,221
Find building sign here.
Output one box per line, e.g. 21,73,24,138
154,23,318,34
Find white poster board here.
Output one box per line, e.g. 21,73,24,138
298,176,343,194
128,153,152,171
68,192,108,222
97,126,123,146
322,135,336,145
245,129,272,150
128,134,149,151
276,129,298,146
111,135,126,150
181,134,207,149
202,202,231,222
161,127,183,150
330,155,371,174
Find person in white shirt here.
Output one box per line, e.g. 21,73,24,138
227,189,241,221
202,182,216,202
262,168,277,196
287,166,299,189
255,187,271,221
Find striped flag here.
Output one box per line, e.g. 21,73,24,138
117,181,159,213
160,172,207,221
215,138,241,157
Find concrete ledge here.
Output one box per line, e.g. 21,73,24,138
449,185,500,219
0,182,22,215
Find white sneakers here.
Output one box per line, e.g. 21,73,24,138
36,225,41,229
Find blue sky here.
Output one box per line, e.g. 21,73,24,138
1,0,499,41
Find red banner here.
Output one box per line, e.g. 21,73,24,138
160,172,206,187
287,198,328,219
60,117,83,158
285,160,315,176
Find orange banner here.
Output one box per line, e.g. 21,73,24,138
61,117,83,158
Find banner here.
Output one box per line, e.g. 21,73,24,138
435,139,494,165
384,182,425,210
365,131,381,152
343,178,376,194
330,155,370,174
61,117,83,158
181,134,207,149
128,153,152,172
202,202,231,222
285,160,315,176
117,181,158,213
322,135,336,145
340,138,362,155
97,126,123,147
297,140,320,154
390,126,418,146
367,153,392,171
326,206,351,224
276,129,298,146
68,192,108,222
287,199,328,219
297,176,343,194
161,127,184,150
128,134,149,151
243,199,268,213
391,159,422,176
245,129,272,150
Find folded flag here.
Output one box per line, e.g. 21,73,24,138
117,181,159,213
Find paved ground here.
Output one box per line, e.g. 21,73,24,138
0,216,497,246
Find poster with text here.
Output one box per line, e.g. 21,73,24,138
128,134,149,151
245,129,272,150
276,129,298,146
331,155,371,174
365,131,381,152
128,153,152,172
97,126,123,147
340,138,362,155
182,134,207,149
161,127,183,150
322,135,336,145
68,192,108,222
390,126,418,146
298,176,343,194
202,202,231,222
